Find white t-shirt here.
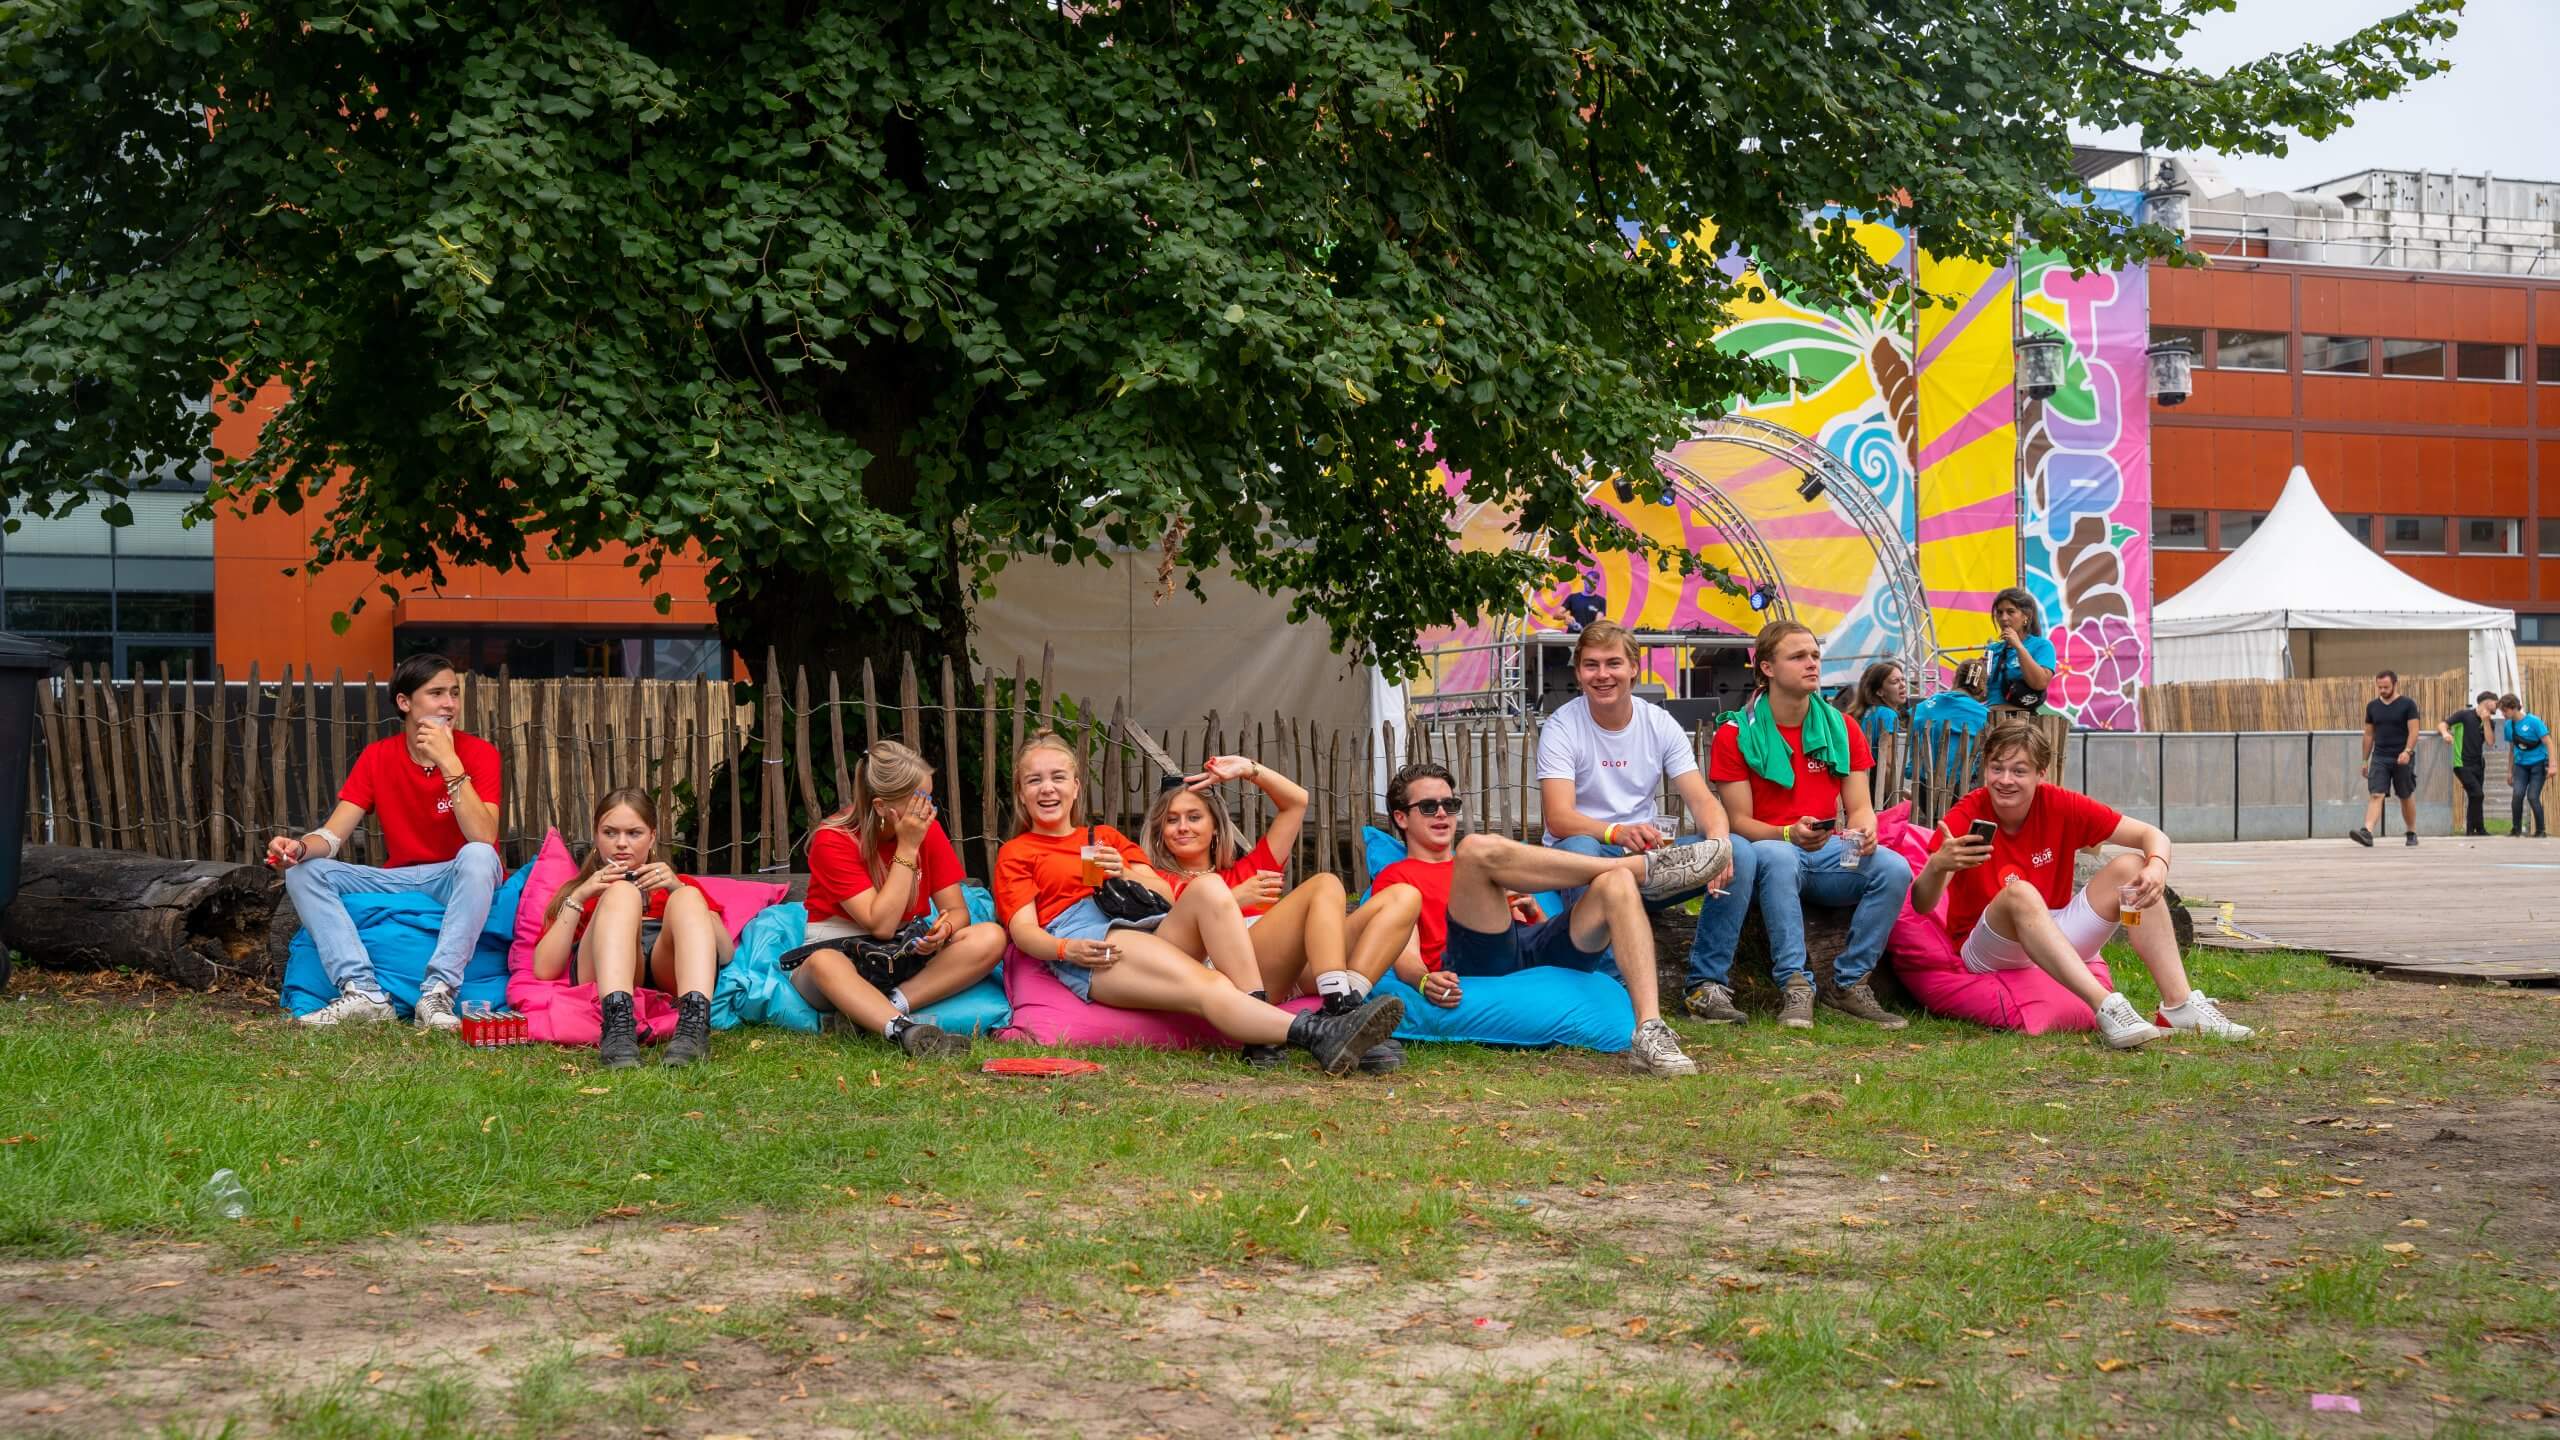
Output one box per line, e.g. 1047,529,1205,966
1536,696,1699,844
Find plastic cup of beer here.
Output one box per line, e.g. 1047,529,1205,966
2118,882,2143,927
1839,830,1864,870
1079,845,1106,886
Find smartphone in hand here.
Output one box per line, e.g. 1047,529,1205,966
1967,818,1997,845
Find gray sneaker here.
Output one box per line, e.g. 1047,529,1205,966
299,991,397,1027
1818,979,1908,1029
1684,982,1746,1024
1778,979,1816,1029
1638,837,1729,901
1623,1018,1698,1076
412,981,462,1031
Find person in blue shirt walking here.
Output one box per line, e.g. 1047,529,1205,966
1983,588,2057,712
2497,694,2548,838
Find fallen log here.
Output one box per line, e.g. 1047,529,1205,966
1,846,283,990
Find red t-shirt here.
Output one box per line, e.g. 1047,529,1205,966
804,821,965,930
1928,785,2124,944
994,825,1147,928
1169,838,1283,917
338,732,503,869
575,874,724,940
1707,711,1871,829
1374,855,1455,972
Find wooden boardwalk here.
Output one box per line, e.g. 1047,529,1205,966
2176,835,2560,986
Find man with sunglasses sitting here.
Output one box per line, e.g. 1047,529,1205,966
1372,760,1726,1076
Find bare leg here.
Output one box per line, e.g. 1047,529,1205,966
646,886,731,998
2362,791,2385,832
786,949,901,1036
894,921,1008,1009
1565,868,1662,1023
1981,881,2112,1010
584,884,647,997
1325,884,1421,991
1084,932,1295,1044
2398,792,2418,836
1154,873,1261,992
2083,854,2190,1009
1446,833,1644,933
1247,874,1347,999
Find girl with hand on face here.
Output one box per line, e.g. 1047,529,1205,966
1984,587,2057,711
774,741,1008,1058
532,790,732,1069
993,732,1404,1077
1141,755,1420,1071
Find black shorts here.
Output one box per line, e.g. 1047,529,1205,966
2366,755,2415,799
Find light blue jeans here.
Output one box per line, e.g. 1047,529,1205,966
284,843,504,1001
1746,837,1912,987
1553,833,1761,992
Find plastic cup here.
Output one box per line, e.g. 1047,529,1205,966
1079,845,1106,886
1839,830,1864,870
2119,883,2143,927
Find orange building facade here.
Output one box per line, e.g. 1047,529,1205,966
2148,260,2558,648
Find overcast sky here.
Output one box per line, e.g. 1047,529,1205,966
2078,0,2559,191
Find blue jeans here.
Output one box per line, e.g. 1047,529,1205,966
2516,761,2548,836
1744,838,1912,986
284,843,503,1002
1553,833,1761,992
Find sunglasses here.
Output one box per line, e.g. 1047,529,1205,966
1403,797,1464,817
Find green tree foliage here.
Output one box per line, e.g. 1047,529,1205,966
0,1,2457,679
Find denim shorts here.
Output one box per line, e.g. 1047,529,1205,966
1043,897,1115,1001
1440,886,1611,977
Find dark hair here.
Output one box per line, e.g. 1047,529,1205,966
2499,693,2524,711
2477,691,2500,705
2376,669,2399,684
544,788,661,927
1385,761,1457,842
391,652,459,706
1980,717,2055,773
1848,661,1905,723
1991,588,2043,638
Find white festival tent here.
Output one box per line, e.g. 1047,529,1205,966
2153,465,2520,698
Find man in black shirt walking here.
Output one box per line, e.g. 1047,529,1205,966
2352,670,2422,848
2438,691,2499,837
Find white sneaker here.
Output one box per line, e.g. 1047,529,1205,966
299,991,397,1027
1623,1017,1699,1076
2155,992,2253,1041
412,982,462,1031
1638,837,1729,901
2093,993,2159,1050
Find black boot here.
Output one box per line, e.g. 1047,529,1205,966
598,991,641,1070
661,991,712,1067
1239,989,1285,1069
1320,992,1404,1074
1286,994,1405,1077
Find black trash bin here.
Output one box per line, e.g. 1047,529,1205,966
0,632,66,990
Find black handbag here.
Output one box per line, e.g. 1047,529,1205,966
1089,827,1172,924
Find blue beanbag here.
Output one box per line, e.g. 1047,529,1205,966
1373,970,1636,1053
281,864,531,1019
712,887,1008,1036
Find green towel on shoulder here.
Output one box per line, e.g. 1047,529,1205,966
1736,692,1853,790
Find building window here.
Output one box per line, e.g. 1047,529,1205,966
2337,514,2376,546
2214,330,2287,371
2454,343,2518,382
2522,615,2558,647
2151,325,2205,359
1,491,215,677
2541,518,2560,555
395,627,728,680
2154,510,2207,550
2541,347,2560,384
2214,511,2268,549
2382,516,2446,554
2457,518,2520,555
2303,336,2370,375
2380,338,2446,379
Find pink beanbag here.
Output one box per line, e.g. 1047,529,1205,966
997,947,1322,1049
503,829,790,1046
1875,804,2110,1036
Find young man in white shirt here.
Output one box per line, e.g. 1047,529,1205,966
1536,621,1757,1024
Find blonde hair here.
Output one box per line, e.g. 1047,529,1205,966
1573,618,1640,667
1010,730,1086,831
1142,782,1237,876
819,740,934,888
545,788,660,926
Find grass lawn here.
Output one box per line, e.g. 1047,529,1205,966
2,943,2555,1439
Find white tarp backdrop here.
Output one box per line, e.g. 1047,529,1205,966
2154,466,2519,698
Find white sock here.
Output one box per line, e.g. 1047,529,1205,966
1315,970,1370,1001
888,987,912,1015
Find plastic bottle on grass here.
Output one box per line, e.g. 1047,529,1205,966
201,1169,249,1220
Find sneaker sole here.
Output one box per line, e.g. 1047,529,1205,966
1816,998,1908,1028
1623,1042,1699,1076
1321,998,1405,1077
2349,832,2373,847
2102,1026,2160,1051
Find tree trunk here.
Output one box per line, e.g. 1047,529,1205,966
1,846,283,990
1648,903,1914,1016
713,534,977,703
